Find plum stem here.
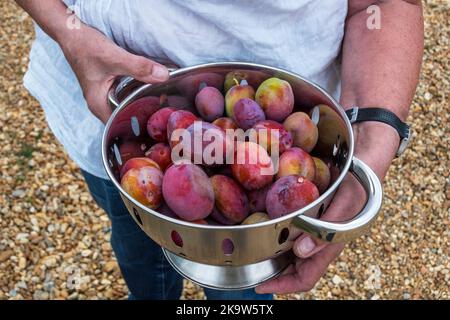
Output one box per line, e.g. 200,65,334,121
159,93,169,107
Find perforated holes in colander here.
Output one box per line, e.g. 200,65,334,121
132,207,143,226
130,116,140,136
278,228,289,245
171,230,183,248
222,238,234,255
318,203,325,219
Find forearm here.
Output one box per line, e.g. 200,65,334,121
15,0,79,43
341,0,424,174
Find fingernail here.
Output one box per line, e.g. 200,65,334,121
152,65,169,80
297,237,316,255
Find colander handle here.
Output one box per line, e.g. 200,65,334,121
294,157,383,243
108,76,139,109
108,61,180,109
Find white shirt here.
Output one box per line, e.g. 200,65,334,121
24,0,347,179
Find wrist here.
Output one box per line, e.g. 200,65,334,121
352,121,399,179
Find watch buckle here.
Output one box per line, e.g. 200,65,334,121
396,127,411,157
349,107,359,123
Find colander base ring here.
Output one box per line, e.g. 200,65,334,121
163,249,294,291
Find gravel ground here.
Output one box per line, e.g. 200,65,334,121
0,1,448,300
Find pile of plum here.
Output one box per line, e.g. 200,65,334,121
118,75,331,226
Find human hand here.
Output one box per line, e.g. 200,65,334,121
256,121,399,294
58,22,169,123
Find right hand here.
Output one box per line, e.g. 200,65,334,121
58,22,169,123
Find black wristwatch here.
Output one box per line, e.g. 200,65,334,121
345,107,411,157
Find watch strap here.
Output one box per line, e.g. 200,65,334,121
345,107,411,157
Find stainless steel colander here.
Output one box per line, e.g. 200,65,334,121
103,62,382,290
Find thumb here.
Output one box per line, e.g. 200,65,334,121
293,234,327,258
119,54,170,83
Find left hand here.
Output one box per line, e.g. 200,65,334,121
256,122,399,294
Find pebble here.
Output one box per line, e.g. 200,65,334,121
18,257,27,270
43,275,54,291
100,279,111,286
16,233,29,241
104,289,114,299
68,292,79,300
12,189,25,198
104,261,118,273
42,256,57,268
332,275,343,285
0,250,14,263
16,281,28,290
81,250,92,257
33,290,49,300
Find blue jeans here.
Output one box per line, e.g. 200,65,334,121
81,170,272,300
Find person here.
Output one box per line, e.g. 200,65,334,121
16,0,423,299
